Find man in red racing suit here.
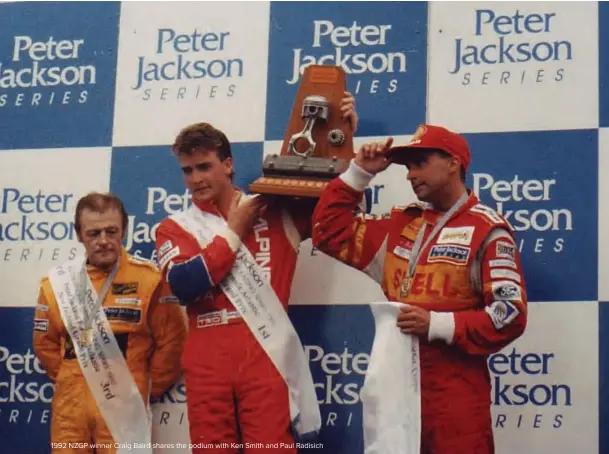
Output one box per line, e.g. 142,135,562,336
156,192,312,451
311,125,528,454
154,95,358,453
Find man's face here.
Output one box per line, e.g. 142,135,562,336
77,208,124,270
177,148,233,203
404,150,457,203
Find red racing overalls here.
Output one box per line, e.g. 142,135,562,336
312,163,528,454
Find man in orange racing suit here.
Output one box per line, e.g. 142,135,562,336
311,125,528,454
154,95,358,453
33,192,186,454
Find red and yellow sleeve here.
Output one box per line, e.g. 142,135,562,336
312,160,393,283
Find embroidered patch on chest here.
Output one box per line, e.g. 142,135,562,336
436,226,475,245
393,246,412,260
114,298,141,306
393,237,414,260
104,307,142,324
427,244,471,265
112,283,138,295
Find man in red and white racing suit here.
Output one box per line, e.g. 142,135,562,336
311,125,528,454
154,96,358,453
156,193,312,451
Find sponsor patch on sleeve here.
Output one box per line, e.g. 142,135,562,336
490,268,522,283
496,241,516,260
489,259,517,270
485,300,520,330
436,226,475,246
470,204,504,225
159,295,180,304
34,319,48,332
491,280,522,301
158,240,173,257
427,245,471,265
159,247,180,270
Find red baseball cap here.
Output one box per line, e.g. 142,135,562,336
386,125,471,172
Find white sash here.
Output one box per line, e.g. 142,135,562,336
360,302,421,454
48,260,152,453
171,205,322,439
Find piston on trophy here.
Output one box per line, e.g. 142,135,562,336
248,64,354,198
288,95,345,157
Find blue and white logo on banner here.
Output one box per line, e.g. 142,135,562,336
0,2,120,149
466,129,598,302
265,1,428,140
289,306,374,454
0,308,53,453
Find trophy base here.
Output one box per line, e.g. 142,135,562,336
248,177,330,198
248,154,349,198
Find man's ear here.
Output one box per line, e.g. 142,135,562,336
449,156,462,175
223,156,234,176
